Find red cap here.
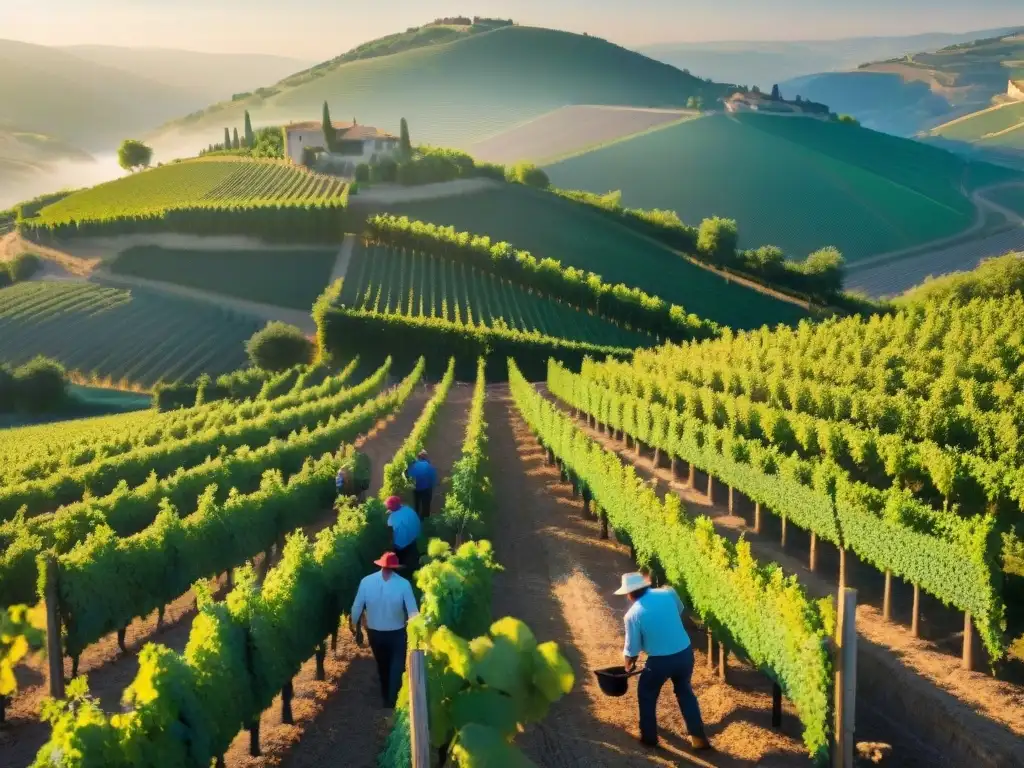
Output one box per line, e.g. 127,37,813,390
385,495,402,511
374,551,402,569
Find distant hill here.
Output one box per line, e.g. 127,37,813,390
779,29,1024,136
641,28,1021,91
59,45,313,106
543,112,1020,264
151,25,733,154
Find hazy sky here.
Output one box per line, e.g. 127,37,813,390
8,0,1023,58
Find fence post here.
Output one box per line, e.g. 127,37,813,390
833,588,857,768
44,555,65,699
409,650,431,768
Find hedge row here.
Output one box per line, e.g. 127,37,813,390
548,359,1006,663
365,214,718,342
20,198,353,244
318,298,630,382
512,359,833,761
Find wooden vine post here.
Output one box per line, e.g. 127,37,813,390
833,588,857,768
44,555,65,699
727,485,734,514
706,475,714,504
882,570,892,621
809,532,818,572
911,584,921,638
687,463,695,488
754,502,762,534
408,650,431,768
962,613,975,671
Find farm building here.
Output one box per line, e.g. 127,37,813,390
725,91,829,118
283,120,400,164
1008,79,1024,101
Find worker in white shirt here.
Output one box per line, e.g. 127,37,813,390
350,550,420,708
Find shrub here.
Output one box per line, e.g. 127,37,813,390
355,163,370,183
474,162,507,181
7,252,42,282
13,356,68,412
796,246,845,300
0,270,10,289
507,162,549,189
697,217,739,265
371,156,398,183
246,322,314,371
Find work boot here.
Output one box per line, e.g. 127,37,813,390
690,735,713,751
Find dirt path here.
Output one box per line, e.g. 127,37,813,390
270,382,472,768
543,389,1024,767
486,388,809,767
2,387,432,768
330,234,357,285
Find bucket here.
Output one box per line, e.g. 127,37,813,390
593,665,640,697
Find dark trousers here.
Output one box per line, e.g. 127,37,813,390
367,628,407,708
396,540,419,573
413,488,433,519
638,646,706,743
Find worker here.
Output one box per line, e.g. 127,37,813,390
406,449,437,519
350,551,419,708
385,494,421,572
616,571,711,751
335,466,347,497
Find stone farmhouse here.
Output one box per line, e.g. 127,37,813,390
283,120,400,165
1008,79,1024,102
725,91,830,118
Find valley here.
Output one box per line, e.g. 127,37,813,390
3,10,1024,768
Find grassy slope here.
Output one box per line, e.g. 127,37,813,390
110,245,338,310
544,113,1019,263
355,184,808,330
340,241,652,347
985,185,1024,215
932,101,1024,142
156,26,732,151
0,282,260,386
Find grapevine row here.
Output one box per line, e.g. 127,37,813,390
511,359,833,761
50,359,423,659
0,361,392,608
548,359,1006,661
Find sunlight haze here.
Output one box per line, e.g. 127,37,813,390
8,0,1023,57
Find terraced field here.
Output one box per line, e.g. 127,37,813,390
110,245,338,310
545,113,1019,263
361,185,809,330
931,101,1024,143
31,159,348,224
469,105,694,165
339,243,651,348
0,281,260,386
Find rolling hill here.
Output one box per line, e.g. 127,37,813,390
543,112,1020,264
780,29,1024,136
642,27,1021,92
151,25,734,154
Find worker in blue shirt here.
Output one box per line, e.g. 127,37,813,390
406,449,437,519
386,495,421,572
616,571,711,751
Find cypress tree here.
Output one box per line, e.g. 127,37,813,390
244,110,254,147
224,127,231,150
232,128,240,150
399,118,411,155
322,101,335,151
771,83,781,100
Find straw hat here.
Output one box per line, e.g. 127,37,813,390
385,495,402,512
417,449,429,460
374,552,403,569
614,572,650,596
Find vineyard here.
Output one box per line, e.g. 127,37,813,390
338,242,653,349
29,159,348,225
544,113,1018,263
0,281,260,387
932,101,1024,144
367,184,809,330
110,244,339,310
985,184,1024,216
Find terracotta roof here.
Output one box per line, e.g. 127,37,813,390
283,120,397,139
